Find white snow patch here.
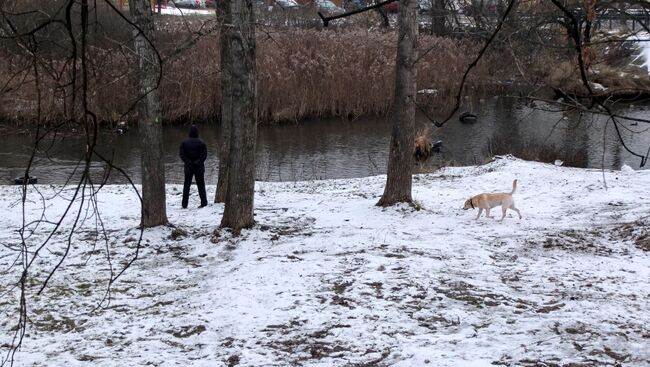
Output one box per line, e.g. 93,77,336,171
160,7,215,16
1,157,650,366
628,31,650,74
417,89,439,95
621,163,635,172
589,82,606,91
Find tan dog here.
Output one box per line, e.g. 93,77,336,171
463,179,522,221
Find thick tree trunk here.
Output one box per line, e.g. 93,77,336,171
214,118,230,203
377,0,418,207
129,0,168,227
219,0,257,231
215,1,232,204
431,0,447,36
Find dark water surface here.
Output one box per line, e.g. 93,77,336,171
1,97,649,185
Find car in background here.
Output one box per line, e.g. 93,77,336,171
383,0,398,13
274,0,300,9
174,0,203,8
344,0,365,10
316,0,344,14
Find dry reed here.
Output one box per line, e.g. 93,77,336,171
0,17,515,126
546,34,650,99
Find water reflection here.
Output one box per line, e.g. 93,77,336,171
0,98,648,185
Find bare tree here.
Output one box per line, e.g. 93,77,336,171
431,0,448,36
219,0,258,231
0,1,148,363
215,0,232,204
128,0,169,227
377,0,419,206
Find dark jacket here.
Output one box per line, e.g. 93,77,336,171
179,125,208,174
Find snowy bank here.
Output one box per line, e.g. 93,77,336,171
630,31,650,74
1,157,649,366
160,7,215,16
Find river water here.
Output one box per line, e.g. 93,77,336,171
1,97,648,185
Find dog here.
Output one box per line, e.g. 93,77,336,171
463,179,522,221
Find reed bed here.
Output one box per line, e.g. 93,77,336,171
547,37,650,99
0,25,512,126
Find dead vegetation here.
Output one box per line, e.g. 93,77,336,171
527,228,619,256
262,319,354,362
549,61,650,99
0,11,514,126
635,233,650,251
433,280,534,310
168,325,206,338
617,218,650,251
546,30,650,101
169,227,188,240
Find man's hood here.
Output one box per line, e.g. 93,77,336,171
189,125,199,138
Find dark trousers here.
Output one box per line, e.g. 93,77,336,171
182,171,208,208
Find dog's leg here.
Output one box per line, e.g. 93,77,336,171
486,208,493,219
499,205,508,221
510,204,522,219
475,208,483,220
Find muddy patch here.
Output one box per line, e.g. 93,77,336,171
617,218,650,251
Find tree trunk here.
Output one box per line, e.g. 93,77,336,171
375,6,390,28
431,0,447,36
215,1,232,204
214,118,230,203
219,0,257,231
129,0,168,227
377,0,418,207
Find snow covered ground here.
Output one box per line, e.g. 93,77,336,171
160,7,215,16
629,31,650,74
1,157,649,366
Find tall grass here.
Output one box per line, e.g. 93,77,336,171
0,19,512,125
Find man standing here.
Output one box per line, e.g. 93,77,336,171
179,125,208,208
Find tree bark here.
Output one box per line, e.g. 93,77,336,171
214,117,231,203
219,0,257,231
215,0,232,204
129,0,168,227
375,6,390,28
431,0,447,36
377,0,418,207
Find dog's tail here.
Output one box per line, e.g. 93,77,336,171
511,179,518,194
